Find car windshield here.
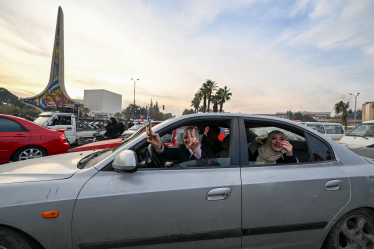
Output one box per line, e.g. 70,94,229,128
34,115,51,125
348,124,374,137
130,124,143,131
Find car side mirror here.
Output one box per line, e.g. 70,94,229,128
113,150,138,172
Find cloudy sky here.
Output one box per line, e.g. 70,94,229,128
0,0,373,116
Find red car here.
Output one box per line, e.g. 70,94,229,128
68,121,162,153
0,114,69,163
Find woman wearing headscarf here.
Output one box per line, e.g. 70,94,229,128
254,130,297,164
147,127,215,164
174,133,184,147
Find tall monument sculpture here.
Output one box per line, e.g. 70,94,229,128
22,7,76,111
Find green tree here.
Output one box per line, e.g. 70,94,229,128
334,101,350,130
114,112,121,118
294,112,303,120
190,92,201,113
205,80,218,112
216,86,232,113
182,109,195,115
199,84,209,113
303,115,317,122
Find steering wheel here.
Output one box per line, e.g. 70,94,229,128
147,144,163,168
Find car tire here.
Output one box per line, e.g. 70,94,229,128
0,227,40,249
13,146,47,161
322,208,374,249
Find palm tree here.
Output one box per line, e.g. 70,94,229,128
334,101,350,130
190,92,201,113
205,80,218,113
217,86,232,112
211,91,221,112
199,83,209,113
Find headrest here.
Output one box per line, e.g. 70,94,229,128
222,135,230,150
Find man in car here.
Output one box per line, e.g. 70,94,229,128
60,117,71,125
207,125,224,155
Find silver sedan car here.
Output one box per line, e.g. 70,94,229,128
1,113,374,249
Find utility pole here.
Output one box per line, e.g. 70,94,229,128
131,78,139,121
349,93,359,126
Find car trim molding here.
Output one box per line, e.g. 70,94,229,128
79,222,327,248
78,229,242,249
242,222,328,236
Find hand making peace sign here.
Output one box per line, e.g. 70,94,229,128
185,129,199,150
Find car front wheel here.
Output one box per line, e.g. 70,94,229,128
13,147,47,161
323,208,374,249
0,227,40,249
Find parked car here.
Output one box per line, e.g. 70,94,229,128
122,124,146,139
34,112,106,145
300,122,345,140
350,144,374,160
0,114,69,163
1,113,374,249
68,121,162,153
339,120,374,149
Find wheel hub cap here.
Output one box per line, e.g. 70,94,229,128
19,148,43,160
339,215,374,249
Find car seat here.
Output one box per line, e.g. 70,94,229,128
216,135,230,158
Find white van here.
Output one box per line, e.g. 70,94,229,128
339,120,374,149
299,122,345,141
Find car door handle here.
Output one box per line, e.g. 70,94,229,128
206,187,232,201
325,180,342,191
13,134,26,137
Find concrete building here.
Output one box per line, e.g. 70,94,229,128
362,102,374,122
83,89,122,115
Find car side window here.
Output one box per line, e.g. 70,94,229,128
307,124,325,134
0,118,26,132
136,121,232,169
325,125,344,135
305,134,333,161
245,122,309,165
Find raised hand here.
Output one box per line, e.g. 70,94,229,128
186,129,199,150
281,141,293,156
146,128,162,150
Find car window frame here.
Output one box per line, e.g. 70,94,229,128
238,117,336,167
0,116,28,132
129,115,240,171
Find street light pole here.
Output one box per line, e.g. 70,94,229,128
131,78,139,121
349,92,360,127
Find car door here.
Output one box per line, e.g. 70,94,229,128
72,117,242,249
0,117,31,163
239,118,350,249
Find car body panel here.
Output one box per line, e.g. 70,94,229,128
339,136,374,149
72,168,242,249
0,131,31,162
0,151,97,249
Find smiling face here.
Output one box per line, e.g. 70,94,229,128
270,132,285,152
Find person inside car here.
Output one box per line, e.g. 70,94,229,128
207,125,224,155
147,127,215,164
254,130,297,164
60,117,71,125
364,126,374,136
175,133,183,147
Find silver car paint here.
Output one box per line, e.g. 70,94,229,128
0,151,97,249
72,168,241,249
1,113,374,249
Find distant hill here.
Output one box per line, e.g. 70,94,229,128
0,88,25,108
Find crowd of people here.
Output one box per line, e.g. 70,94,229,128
103,118,138,139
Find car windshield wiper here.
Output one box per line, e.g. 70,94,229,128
77,149,111,169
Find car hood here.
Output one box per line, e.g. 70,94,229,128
0,151,93,184
68,138,123,152
340,136,374,149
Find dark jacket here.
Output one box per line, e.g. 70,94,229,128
161,144,215,163
211,140,224,155
105,122,118,137
128,122,134,128
116,122,125,134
